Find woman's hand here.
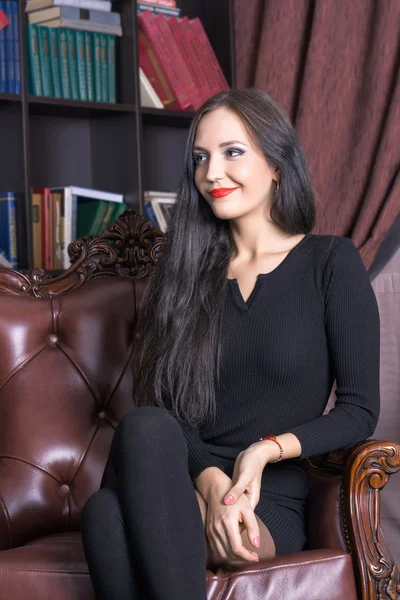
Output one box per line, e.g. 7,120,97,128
223,442,269,510
206,482,261,564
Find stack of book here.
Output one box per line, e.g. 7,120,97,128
25,0,121,102
31,186,127,269
0,1,21,93
138,2,229,111
0,192,18,268
144,190,176,233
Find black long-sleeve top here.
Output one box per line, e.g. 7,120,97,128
180,235,380,498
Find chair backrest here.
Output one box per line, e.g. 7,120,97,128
0,210,164,550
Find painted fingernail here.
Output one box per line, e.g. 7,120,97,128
253,537,260,548
224,495,234,504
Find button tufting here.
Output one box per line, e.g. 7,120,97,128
48,334,58,344
59,484,70,495
98,411,106,420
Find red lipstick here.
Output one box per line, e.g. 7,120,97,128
210,187,239,198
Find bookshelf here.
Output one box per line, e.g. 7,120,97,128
0,0,236,269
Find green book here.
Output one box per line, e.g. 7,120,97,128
26,25,43,96
100,33,108,103
84,31,94,102
66,28,79,100
48,28,61,98
93,33,102,102
97,201,115,235
57,29,71,99
111,202,128,223
75,30,87,101
107,35,116,104
76,200,108,238
37,26,53,97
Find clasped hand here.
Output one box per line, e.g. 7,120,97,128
205,443,268,565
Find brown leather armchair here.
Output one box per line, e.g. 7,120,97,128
0,209,398,600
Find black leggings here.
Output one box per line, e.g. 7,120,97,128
81,406,208,600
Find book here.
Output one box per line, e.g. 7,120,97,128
27,6,121,26
140,0,176,7
66,27,79,99
100,32,108,102
190,18,229,95
57,28,71,98
37,25,53,96
76,199,108,237
154,14,200,110
93,31,101,101
33,188,52,269
48,26,61,97
138,11,192,111
0,192,18,268
139,66,163,108
75,29,87,100
26,24,43,96
110,201,128,222
4,1,14,93
0,251,12,268
84,30,94,101
179,16,213,103
12,1,20,93
25,0,112,13
51,190,63,269
0,2,7,93
38,17,122,36
106,34,115,103
31,190,43,268
166,15,209,109
97,199,115,234
144,200,159,230
138,29,177,109
136,3,180,17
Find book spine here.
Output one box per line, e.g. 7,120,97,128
110,201,128,222
180,17,212,103
93,31,102,101
12,2,20,94
4,1,15,93
97,200,114,234
144,201,159,229
39,187,52,269
155,14,200,110
66,27,79,99
100,33,108,102
75,29,87,100
28,0,113,11
31,191,43,269
62,187,72,269
38,25,53,96
52,192,63,269
136,3,180,17
57,28,71,98
138,12,191,111
48,27,61,97
190,18,229,93
150,199,166,232
140,0,177,8
138,30,177,109
84,31,94,101
0,193,18,268
0,2,6,93
107,33,115,103
26,24,43,96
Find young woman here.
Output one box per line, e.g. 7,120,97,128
81,89,380,600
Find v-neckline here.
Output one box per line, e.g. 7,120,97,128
227,234,312,313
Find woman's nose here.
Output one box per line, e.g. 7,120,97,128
205,156,224,182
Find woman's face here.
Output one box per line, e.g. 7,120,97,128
192,107,278,221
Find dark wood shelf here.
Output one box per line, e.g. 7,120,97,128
0,93,22,104
27,96,136,118
141,107,195,127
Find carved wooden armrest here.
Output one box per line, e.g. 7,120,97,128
342,440,400,600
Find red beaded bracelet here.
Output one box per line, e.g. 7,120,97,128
259,435,284,462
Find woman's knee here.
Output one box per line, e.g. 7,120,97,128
81,487,121,534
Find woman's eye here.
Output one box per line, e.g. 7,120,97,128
225,148,243,158
192,154,206,165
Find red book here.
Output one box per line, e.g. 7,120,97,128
138,30,178,109
138,11,192,111
34,188,52,270
140,0,176,7
155,14,200,111
190,18,230,95
168,16,208,107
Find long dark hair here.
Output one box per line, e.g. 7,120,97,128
132,88,316,429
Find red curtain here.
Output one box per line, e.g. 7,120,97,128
234,0,400,268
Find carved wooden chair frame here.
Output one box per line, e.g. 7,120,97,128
0,208,399,600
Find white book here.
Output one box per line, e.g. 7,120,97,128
0,253,12,269
25,0,112,13
150,199,167,232
139,68,164,109
66,185,123,203
144,190,177,199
